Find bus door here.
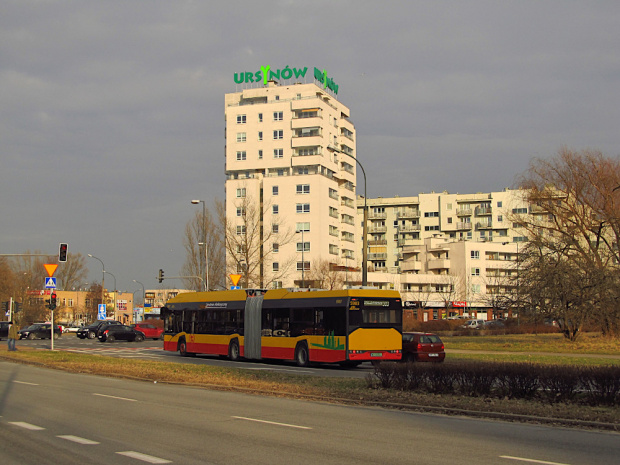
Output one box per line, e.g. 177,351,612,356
244,295,263,359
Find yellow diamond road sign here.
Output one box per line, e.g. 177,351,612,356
229,274,242,286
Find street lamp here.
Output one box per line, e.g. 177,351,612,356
191,199,208,291
87,254,105,312
329,147,368,286
104,270,116,320
133,280,145,306
296,228,306,288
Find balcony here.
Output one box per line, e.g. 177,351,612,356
428,259,451,270
456,222,472,230
368,253,388,261
397,208,420,219
369,225,387,233
398,238,419,247
456,208,472,216
475,206,492,216
401,260,422,272
368,211,387,219
476,221,493,229
368,239,387,246
397,224,421,232
291,117,322,129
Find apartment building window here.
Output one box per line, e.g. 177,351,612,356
272,205,279,215
446,203,453,210
236,225,246,235
329,225,339,236
236,151,246,161
258,113,263,122
424,212,439,217
471,250,480,259
297,167,309,175
272,281,283,289
447,217,453,224
471,268,480,276
275,95,280,101
296,203,310,213
296,222,310,232
297,242,310,252
467,231,473,240
471,284,481,294
296,184,310,194
258,149,263,159
272,186,279,195
512,207,527,214
272,224,279,233
497,201,503,207
273,148,283,158
297,261,310,271
297,147,319,156
273,111,283,121
329,244,339,255
273,243,279,253
424,225,439,231
258,131,263,141
273,262,279,272
236,207,245,217
236,115,246,124
236,132,246,143
497,215,503,222
273,130,283,140
236,188,246,198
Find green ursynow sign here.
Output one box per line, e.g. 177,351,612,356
233,65,339,94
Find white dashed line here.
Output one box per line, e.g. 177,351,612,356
117,451,172,463
93,393,137,402
9,421,45,430
232,416,312,430
58,435,100,445
501,456,571,465
14,380,39,385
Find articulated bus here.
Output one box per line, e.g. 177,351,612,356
161,288,402,366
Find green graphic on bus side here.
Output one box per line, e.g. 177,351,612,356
311,331,344,350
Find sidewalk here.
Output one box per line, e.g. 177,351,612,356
445,349,620,359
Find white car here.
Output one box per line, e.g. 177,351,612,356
461,319,485,330
63,325,82,333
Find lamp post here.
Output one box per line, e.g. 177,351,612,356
191,199,208,291
103,270,116,320
133,280,145,306
329,147,368,286
296,228,305,288
87,254,105,313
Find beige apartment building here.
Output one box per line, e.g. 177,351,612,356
225,73,357,289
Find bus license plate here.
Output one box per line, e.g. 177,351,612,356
371,353,382,357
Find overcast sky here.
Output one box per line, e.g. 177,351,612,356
2,1,619,294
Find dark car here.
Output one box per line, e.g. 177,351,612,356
18,323,63,340
77,320,122,339
402,332,445,363
131,322,164,340
98,325,145,342
0,321,9,340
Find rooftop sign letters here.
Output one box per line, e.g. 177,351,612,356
233,65,339,95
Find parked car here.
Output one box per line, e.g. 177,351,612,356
98,325,145,342
461,319,485,330
0,321,9,340
63,325,83,333
484,319,505,329
77,320,122,339
402,332,445,363
131,322,164,340
18,323,62,340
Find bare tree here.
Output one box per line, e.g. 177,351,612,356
182,200,226,291
222,193,295,289
306,258,346,290
56,252,88,291
515,147,620,338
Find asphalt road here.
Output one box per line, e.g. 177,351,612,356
1,362,618,465
10,334,377,378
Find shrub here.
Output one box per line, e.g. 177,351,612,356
453,361,496,397
580,366,620,406
537,365,582,403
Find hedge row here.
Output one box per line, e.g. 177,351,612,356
370,361,620,406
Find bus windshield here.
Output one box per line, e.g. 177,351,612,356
348,297,401,326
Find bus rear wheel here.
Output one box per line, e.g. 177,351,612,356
295,343,310,367
228,340,240,361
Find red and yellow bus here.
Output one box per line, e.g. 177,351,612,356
161,288,402,366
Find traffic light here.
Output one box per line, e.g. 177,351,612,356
59,243,68,262
49,292,57,310
1,301,7,313
158,269,164,283
13,302,22,313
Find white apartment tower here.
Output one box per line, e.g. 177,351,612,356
225,74,357,289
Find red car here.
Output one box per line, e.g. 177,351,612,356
402,332,445,363
132,322,164,340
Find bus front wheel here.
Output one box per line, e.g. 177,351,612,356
178,338,194,357
295,343,310,367
228,339,240,361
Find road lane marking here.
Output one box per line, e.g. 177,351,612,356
58,435,100,445
501,456,571,465
93,393,137,402
9,421,45,430
232,416,312,430
14,380,39,385
117,451,172,463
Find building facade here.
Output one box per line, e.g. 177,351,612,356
225,76,357,289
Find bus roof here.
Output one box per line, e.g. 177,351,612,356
165,288,401,306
